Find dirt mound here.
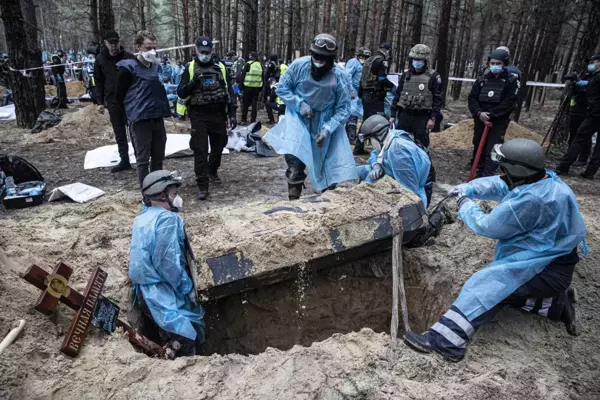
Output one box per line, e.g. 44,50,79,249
431,119,542,149
45,81,86,98
28,105,112,144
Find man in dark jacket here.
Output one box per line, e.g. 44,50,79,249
50,49,68,109
95,30,136,173
115,30,171,188
556,54,600,178
176,36,237,200
467,48,519,177
565,69,594,166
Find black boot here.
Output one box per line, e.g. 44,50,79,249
209,172,222,184
580,166,597,180
288,183,303,200
111,160,132,173
404,331,463,363
197,181,209,201
563,287,582,336
353,142,366,155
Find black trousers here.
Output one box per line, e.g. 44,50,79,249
396,110,431,148
242,86,261,123
568,114,591,162
559,116,600,174
357,91,385,152
106,102,130,163
54,74,68,108
285,154,307,184
346,115,359,146
472,117,509,177
130,118,167,188
189,107,227,189
427,248,578,360
265,102,286,122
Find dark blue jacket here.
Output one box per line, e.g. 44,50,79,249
115,59,171,124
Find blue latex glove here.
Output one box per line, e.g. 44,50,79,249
576,80,589,87
448,185,465,197
300,102,313,118
368,163,384,181
316,128,329,147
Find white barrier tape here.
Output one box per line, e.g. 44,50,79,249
10,42,221,74
448,76,565,88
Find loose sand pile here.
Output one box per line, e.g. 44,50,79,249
28,105,112,144
45,81,86,98
430,119,542,149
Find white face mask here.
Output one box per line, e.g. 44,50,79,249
141,50,157,63
198,54,212,63
312,57,326,69
371,139,382,153
171,195,183,210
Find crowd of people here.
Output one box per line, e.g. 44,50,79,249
1,28,595,363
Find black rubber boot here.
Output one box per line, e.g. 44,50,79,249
353,142,366,155
573,159,588,167
404,331,464,363
563,287,582,336
209,173,222,184
288,183,303,200
197,181,209,201
111,160,132,173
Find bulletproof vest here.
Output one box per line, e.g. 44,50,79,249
398,70,434,110
190,62,228,106
221,58,234,77
478,76,508,104
360,55,383,91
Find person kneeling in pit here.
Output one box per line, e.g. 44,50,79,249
404,139,586,362
355,115,450,246
129,170,205,358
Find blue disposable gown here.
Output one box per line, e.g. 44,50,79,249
452,171,587,321
356,130,431,207
129,206,204,340
345,57,363,118
263,56,358,191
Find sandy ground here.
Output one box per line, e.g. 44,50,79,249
1,103,599,399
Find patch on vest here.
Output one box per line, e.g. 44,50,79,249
418,84,425,91
488,91,495,97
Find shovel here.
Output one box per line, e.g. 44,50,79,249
468,121,492,182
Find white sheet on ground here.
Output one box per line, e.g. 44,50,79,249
83,133,229,170
0,104,16,121
48,182,105,203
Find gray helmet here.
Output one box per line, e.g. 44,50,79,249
488,49,510,64
409,44,431,61
492,139,545,178
310,33,338,57
357,47,371,57
141,170,182,197
359,114,390,142
496,46,511,59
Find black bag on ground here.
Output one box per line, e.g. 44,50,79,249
0,155,46,209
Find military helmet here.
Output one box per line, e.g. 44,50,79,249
357,47,371,57
409,44,431,61
491,139,545,179
496,46,511,59
488,49,510,64
141,170,182,197
310,33,338,57
359,115,390,142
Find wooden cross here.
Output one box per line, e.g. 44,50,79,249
23,262,168,358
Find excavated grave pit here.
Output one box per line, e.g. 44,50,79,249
175,177,459,356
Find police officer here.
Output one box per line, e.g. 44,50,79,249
221,50,237,81
176,36,237,200
357,42,394,154
50,49,68,108
345,47,371,150
265,77,285,124
496,46,521,80
264,54,280,82
84,53,97,104
390,44,442,148
280,59,288,77
556,54,600,179
240,51,263,124
467,48,519,177
565,67,594,167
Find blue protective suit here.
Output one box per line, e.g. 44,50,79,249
356,130,431,207
263,56,358,191
129,206,204,340
172,65,183,85
452,171,587,321
159,62,173,82
345,57,363,118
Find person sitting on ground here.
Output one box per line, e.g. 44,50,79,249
404,139,586,362
129,170,205,358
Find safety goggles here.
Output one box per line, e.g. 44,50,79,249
141,171,183,193
491,144,544,172
313,36,337,51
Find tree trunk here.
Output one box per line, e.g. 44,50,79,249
411,0,423,45
322,0,332,32
1,0,46,128
214,0,221,43
98,0,115,37
360,0,369,46
574,0,600,71
338,0,346,57
293,0,301,54
285,0,293,61
230,0,237,50
379,0,392,43
90,0,100,42
139,0,146,30
434,0,452,100
182,0,190,59
344,0,360,56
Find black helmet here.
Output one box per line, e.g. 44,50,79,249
227,50,236,57
359,115,390,142
491,139,545,182
310,33,338,57
488,49,509,64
